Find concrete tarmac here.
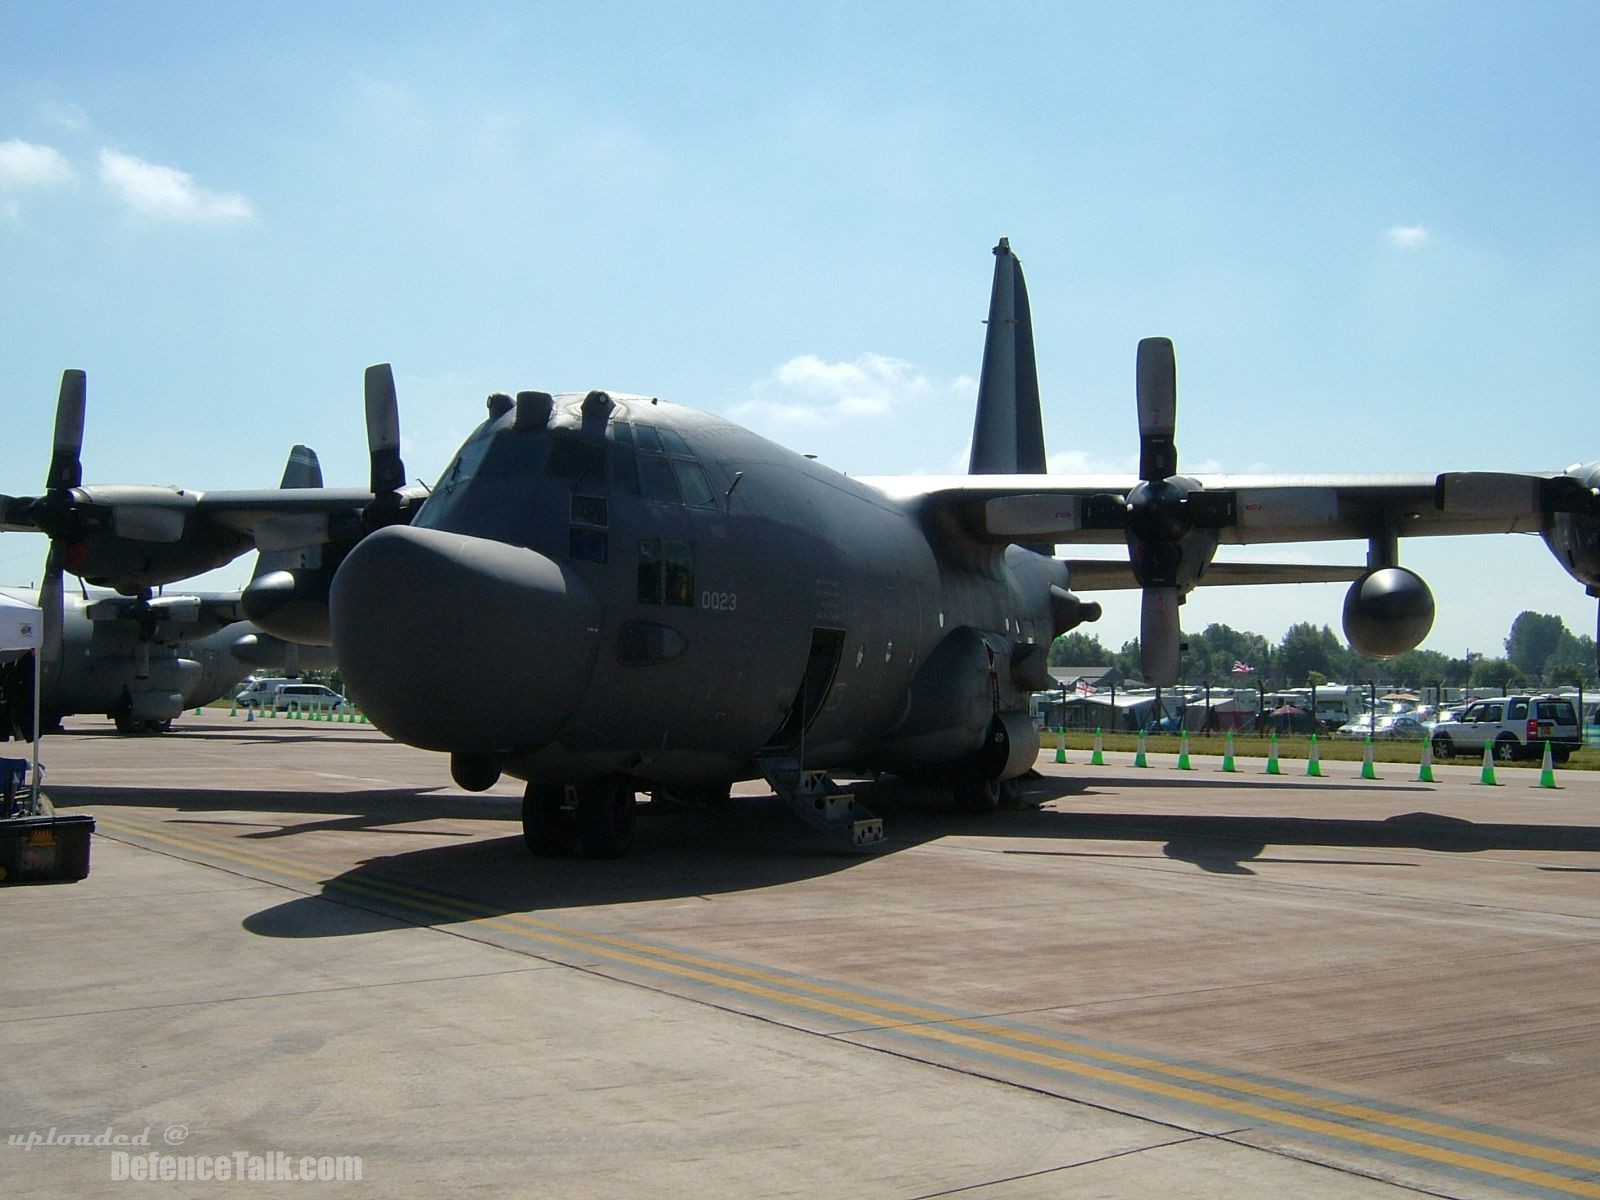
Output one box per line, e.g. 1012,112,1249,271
4,715,1599,1198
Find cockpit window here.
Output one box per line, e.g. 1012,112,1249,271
610,445,640,496
547,433,606,482
435,432,494,494
634,424,663,454
672,460,717,508
638,455,683,505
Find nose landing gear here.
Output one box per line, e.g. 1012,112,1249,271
522,777,638,859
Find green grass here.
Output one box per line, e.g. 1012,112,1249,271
1047,730,1600,770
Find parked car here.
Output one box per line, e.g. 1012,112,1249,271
1333,714,1426,740
1429,695,1581,763
236,680,351,712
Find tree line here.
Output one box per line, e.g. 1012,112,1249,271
1049,611,1598,690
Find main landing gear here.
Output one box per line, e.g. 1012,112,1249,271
522,777,638,859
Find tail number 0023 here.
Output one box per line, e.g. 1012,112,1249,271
701,591,738,612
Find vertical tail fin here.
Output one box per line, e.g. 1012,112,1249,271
969,238,1047,476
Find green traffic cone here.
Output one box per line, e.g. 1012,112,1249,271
1479,742,1499,786
1307,734,1323,777
1417,737,1435,783
1222,730,1236,773
1360,736,1377,780
1055,728,1067,764
1091,728,1105,766
1134,730,1148,768
1539,740,1560,789
1176,730,1192,770
1265,733,1281,775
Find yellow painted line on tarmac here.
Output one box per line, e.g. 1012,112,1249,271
93,811,1600,1198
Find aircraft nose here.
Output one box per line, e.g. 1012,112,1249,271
329,525,601,753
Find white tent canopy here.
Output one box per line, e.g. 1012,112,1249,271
0,591,43,814
0,592,42,650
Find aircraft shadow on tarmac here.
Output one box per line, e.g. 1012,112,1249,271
46,783,508,838
224,772,1600,935
62,726,394,747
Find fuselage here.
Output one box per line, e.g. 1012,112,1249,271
329,392,1063,788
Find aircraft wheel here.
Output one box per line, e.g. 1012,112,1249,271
1431,734,1453,759
952,772,1001,814
522,784,575,857
1493,735,1521,762
575,778,637,859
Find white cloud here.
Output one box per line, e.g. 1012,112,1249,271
0,139,74,189
734,353,969,426
1386,224,1432,250
98,148,254,223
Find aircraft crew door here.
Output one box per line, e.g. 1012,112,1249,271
763,628,845,751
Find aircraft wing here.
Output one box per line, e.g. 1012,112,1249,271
83,590,247,643
862,472,1550,546
1061,559,1366,590
189,487,386,552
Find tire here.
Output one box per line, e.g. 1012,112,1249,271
522,784,575,857
1553,746,1572,765
1493,735,1521,762
1431,734,1453,759
952,772,1001,814
574,779,637,859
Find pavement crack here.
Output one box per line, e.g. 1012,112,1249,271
899,1134,1214,1199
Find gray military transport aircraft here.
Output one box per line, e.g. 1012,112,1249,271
4,240,1597,859
0,445,336,735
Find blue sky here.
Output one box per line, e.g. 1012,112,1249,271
2,2,1596,658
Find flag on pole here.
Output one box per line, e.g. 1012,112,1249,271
1231,660,1255,674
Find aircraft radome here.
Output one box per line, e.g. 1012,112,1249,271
3,241,1597,858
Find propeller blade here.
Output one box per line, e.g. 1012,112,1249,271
38,544,64,675
1139,585,1182,686
45,370,87,493
1,494,39,533
364,364,406,498
1135,337,1177,482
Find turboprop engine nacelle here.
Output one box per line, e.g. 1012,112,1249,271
1342,565,1435,660
1542,461,1600,593
241,564,338,645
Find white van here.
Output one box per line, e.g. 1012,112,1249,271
236,680,350,712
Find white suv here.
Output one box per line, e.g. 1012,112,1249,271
236,680,350,712
1429,695,1580,763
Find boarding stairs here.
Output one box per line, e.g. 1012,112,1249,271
754,753,884,850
